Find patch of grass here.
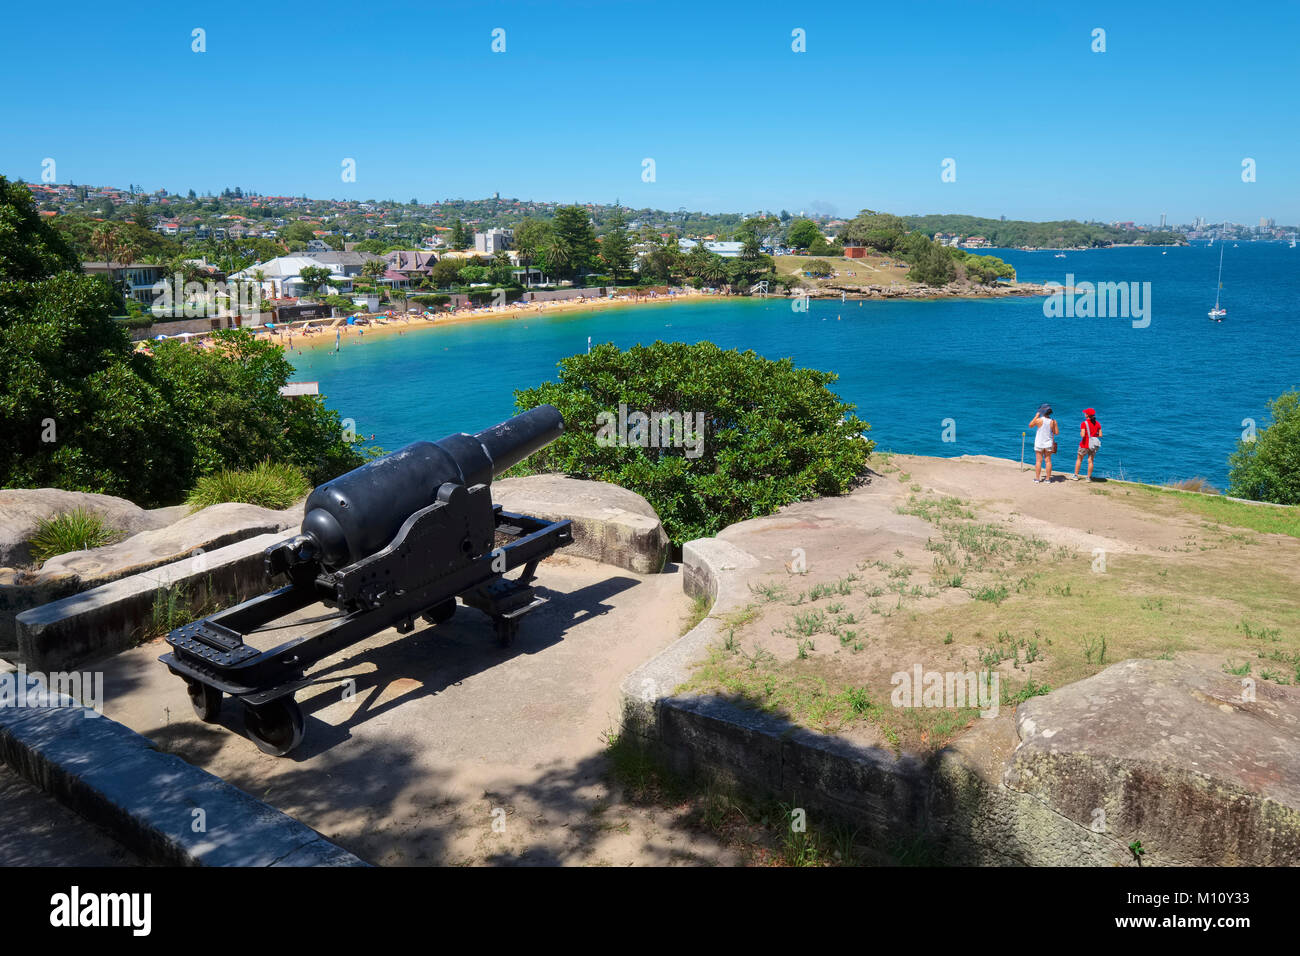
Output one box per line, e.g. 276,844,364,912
186,460,310,511
898,494,974,523
1122,483,1300,539
680,594,712,635
972,584,1010,605
790,609,828,636
749,581,789,603
1081,634,1109,665
29,507,119,564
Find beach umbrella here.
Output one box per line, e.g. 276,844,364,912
153,334,168,340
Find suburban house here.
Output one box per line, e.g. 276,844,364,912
385,250,439,285
81,262,170,304
298,250,386,277
228,256,354,298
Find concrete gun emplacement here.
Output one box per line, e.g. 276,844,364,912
159,405,572,756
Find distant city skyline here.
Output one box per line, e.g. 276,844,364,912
2,0,1297,223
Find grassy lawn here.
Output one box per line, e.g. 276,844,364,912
775,253,914,290
1107,481,1300,539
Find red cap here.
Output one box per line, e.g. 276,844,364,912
1082,408,1096,417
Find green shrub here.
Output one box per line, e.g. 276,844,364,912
510,341,872,544
1228,391,1300,505
803,259,834,277
29,507,118,564
186,461,311,511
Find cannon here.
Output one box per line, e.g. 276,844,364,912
159,406,572,756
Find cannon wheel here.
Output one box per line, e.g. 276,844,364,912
422,600,456,626
495,617,519,648
187,681,222,723
243,698,305,757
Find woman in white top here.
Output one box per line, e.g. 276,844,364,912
1028,405,1059,483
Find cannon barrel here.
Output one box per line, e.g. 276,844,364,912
300,405,564,568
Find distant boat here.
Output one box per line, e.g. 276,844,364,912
1054,251,1066,258
1291,237,1297,248
1208,241,1227,321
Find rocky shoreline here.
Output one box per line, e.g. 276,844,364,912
794,281,1051,301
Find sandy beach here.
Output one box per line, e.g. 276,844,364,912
133,287,720,356
285,288,717,352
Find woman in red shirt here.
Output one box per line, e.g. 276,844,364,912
1072,408,1102,481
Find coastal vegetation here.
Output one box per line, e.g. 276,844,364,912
509,341,873,544
0,176,365,506
1226,390,1300,505
186,461,311,512
835,210,1016,286
902,213,1185,249
29,507,121,563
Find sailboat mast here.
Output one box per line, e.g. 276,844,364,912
1214,241,1224,309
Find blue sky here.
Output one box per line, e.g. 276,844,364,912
2,0,1296,223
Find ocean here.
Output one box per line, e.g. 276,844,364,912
290,242,1300,488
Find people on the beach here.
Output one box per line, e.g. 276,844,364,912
1029,404,1059,483
1073,407,1102,481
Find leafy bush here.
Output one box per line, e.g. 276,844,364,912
1228,391,1300,504
803,259,834,277
186,461,311,511
510,341,872,544
323,294,357,313
29,507,118,564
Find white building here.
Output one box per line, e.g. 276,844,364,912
676,238,744,257
474,228,513,254
229,256,354,298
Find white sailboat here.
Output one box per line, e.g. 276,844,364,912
1208,240,1226,320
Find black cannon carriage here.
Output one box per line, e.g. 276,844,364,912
159,405,572,756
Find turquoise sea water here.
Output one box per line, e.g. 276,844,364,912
290,242,1300,488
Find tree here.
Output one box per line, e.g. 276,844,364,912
786,218,821,253
448,219,470,249
803,259,834,277
907,239,956,286
636,234,680,282
280,221,316,244
1228,391,1300,504
0,176,364,504
91,223,120,269
297,265,334,297
430,257,465,288
549,205,597,280
510,341,872,544
838,210,906,252
599,210,633,282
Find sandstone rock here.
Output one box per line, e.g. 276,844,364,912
35,502,298,587
2,500,299,655
1004,657,1300,866
492,475,669,574
0,488,173,568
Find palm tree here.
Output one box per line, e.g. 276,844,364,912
91,223,120,272
361,257,387,296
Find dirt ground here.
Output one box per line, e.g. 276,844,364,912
682,452,1300,752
